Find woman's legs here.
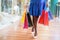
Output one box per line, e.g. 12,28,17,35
32,16,39,36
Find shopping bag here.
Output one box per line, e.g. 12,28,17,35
27,12,33,27
20,10,26,24
38,10,45,24
44,11,49,26
38,10,49,26
23,13,28,29
48,11,53,20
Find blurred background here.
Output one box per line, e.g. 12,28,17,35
0,0,60,40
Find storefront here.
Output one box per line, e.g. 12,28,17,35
0,0,22,15
0,0,21,29
50,0,58,16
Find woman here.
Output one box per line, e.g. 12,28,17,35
25,0,47,38
29,0,47,38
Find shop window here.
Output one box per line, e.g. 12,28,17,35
1,0,12,14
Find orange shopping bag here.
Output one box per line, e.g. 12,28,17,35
20,10,26,24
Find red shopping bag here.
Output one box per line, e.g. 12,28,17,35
38,10,49,26
44,11,49,26
38,10,45,24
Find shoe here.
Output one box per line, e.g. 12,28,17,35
32,32,37,39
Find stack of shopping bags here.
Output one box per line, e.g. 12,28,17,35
38,7,53,26
20,10,33,29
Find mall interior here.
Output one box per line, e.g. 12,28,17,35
0,0,60,40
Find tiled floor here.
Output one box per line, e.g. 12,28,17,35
0,18,60,40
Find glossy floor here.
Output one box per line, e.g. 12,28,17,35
0,18,60,40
